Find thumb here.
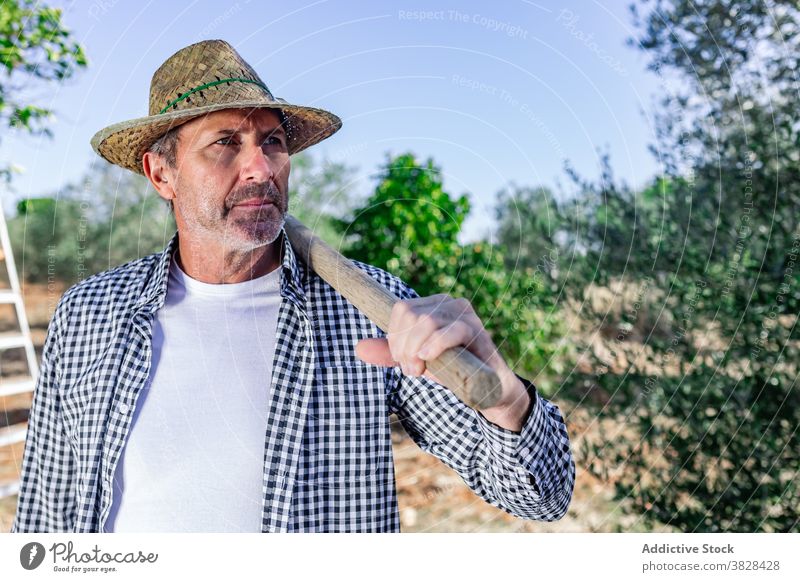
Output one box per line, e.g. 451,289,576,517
355,338,398,367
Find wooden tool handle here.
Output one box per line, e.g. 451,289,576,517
283,214,502,409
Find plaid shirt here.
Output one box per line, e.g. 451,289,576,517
11,227,575,532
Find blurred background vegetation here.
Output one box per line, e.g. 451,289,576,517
2,0,798,532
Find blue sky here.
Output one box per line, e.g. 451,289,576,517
1,0,667,240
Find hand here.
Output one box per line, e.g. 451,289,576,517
355,294,532,431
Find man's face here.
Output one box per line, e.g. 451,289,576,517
168,107,290,251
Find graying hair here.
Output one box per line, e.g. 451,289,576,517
147,125,181,213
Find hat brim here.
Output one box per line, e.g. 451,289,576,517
90,100,342,176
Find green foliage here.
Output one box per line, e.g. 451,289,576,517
593,369,799,532
445,239,566,394
8,162,176,285
7,196,84,283
564,156,658,284
287,151,357,248
494,183,565,272
0,0,87,184
340,153,565,394
491,183,575,391
339,152,470,295
575,0,800,532
16,197,55,215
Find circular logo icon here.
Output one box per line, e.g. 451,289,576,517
20,542,46,570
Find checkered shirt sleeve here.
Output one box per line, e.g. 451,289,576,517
367,265,576,522
10,290,77,532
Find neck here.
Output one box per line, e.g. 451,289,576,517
175,231,283,284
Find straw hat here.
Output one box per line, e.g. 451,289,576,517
90,39,342,176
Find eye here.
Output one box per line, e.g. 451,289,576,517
263,135,286,147
215,137,238,146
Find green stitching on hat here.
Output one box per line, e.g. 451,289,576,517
158,77,269,114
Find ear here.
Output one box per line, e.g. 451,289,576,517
142,150,176,203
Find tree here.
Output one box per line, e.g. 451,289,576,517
0,0,87,184
8,196,84,283
494,183,565,274
340,153,565,394
286,151,357,248
8,161,176,285
339,152,470,296
578,0,800,532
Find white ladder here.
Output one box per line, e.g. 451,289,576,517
0,205,39,498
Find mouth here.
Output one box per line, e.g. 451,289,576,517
233,198,275,208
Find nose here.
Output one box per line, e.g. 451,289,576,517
239,141,274,183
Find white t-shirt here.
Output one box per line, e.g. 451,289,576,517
104,253,282,532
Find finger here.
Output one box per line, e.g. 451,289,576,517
415,320,481,365
402,312,444,376
387,300,414,374
410,294,475,321
388,296,479,377
354,338,398,367
388,299,435,375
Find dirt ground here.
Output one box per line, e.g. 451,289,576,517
0,283,657,533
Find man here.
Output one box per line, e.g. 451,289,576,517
11,40,575,532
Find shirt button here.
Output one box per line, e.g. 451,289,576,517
118,403,129,414
520,446,532,458
492,442,503,453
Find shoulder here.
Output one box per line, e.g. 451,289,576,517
348,259,420,300
55,251,163,318
305,258,421,365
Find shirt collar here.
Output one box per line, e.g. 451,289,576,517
134,225,307,313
